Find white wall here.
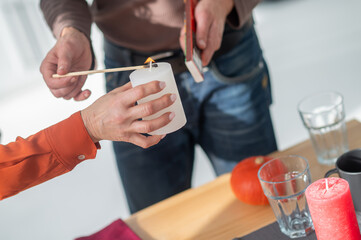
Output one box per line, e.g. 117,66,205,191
256,0,361,150
0,0,54,97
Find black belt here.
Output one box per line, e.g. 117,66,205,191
103,18,254,75
104,41,188,74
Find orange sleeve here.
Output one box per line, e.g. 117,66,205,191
0,111,99,200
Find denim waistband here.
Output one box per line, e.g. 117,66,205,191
103,17,253,74
104,40,188,74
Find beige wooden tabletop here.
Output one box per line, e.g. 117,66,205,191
125,119,361,240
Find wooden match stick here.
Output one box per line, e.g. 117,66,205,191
52,63,158,78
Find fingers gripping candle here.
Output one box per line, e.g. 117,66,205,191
129,62,187,135
305,177,361,240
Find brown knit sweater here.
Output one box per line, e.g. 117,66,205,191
40,0,260,52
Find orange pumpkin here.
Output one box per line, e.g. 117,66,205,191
230,156,273,205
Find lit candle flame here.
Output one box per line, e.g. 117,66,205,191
144,57,155,71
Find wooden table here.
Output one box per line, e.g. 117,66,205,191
125,120,361,240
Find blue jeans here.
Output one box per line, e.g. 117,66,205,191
104,26,277,213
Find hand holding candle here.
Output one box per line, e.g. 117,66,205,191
305,177,361,240
129,62,187,135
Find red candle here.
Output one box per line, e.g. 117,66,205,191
305,177,361,240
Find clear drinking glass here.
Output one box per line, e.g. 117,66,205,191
298,92,348,165
258,155,314,238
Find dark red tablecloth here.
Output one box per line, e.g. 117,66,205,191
75,219,141,240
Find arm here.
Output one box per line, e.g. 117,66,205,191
0,112,97,200
40,0,92,40
0,81,175,200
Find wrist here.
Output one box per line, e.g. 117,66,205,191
80,109,101,143
224,0,234,16
61,27,83,37
60,27,90,48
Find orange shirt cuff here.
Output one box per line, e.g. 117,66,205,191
44,111,99,171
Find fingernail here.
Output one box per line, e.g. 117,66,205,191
170,94,177,102
84,92,89,98
58,65,64,71
199,40,206,48
159,81,166,89
161,134,166,139
169,112,175,120
70,77,76,83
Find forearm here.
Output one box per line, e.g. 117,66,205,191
0,112,98,200
40,0,92,39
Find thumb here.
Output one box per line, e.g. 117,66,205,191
195,8,211,50
57,51,72,75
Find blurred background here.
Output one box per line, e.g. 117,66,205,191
1,0,361,239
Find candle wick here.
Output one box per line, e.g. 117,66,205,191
325,179,329,191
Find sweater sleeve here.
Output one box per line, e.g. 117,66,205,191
40,0,92,39
0,112,99,200
227,0,261,29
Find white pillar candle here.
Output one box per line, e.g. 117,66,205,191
129,62,187,135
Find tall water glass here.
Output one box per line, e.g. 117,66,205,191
298,92,348,165
258,155,314,238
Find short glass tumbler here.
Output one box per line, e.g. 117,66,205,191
258,155,314,238
298,92,348,165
